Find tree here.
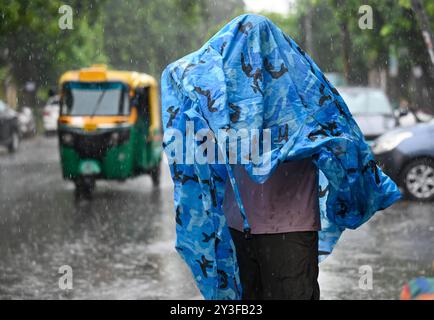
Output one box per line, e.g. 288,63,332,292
259,0,434,110
411,0,434,73
0,0,107,106
102,0,244,77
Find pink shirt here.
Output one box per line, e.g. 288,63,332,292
223,158,321,234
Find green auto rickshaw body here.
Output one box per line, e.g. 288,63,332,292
57,66,162,193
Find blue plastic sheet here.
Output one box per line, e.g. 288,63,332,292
161,14,401,300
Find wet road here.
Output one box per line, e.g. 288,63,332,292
0,137,433,299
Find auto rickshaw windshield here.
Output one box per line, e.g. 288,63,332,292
61,82,130,116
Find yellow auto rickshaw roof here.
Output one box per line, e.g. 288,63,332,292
59,65,157,88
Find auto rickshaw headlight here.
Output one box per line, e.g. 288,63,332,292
109,130,130,146
109,132,120,145
60,133,74,146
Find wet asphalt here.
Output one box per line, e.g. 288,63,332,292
0,136,432,300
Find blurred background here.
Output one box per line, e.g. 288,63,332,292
0,0,433,300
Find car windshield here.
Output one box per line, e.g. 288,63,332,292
61,82,129,116
339,89,393,115
0,100,5,112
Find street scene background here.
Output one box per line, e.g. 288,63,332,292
1,0,434,300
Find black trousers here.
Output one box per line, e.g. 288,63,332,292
230,228,320,300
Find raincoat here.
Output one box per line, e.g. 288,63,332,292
161,14,401,300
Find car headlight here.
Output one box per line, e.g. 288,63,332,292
372,131,413,154
60,132,74,146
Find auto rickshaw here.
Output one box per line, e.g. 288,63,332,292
58,65,162,197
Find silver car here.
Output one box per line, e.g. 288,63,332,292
338,87,399,141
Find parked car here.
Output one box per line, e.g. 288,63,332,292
0,100,20,153
43,95,60,134
18,106,37,138
397,108,432,127
372,120,434,201
338,87,399,142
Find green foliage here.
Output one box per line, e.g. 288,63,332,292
0,0,244,105
0,0,107,104
102,0,244,77
103,0,204,76
266,1,433,86
1,0,432,108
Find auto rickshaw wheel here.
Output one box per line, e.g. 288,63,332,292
74,177,95,199
150,162,161,187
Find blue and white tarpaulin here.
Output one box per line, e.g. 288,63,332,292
161,14,401,300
